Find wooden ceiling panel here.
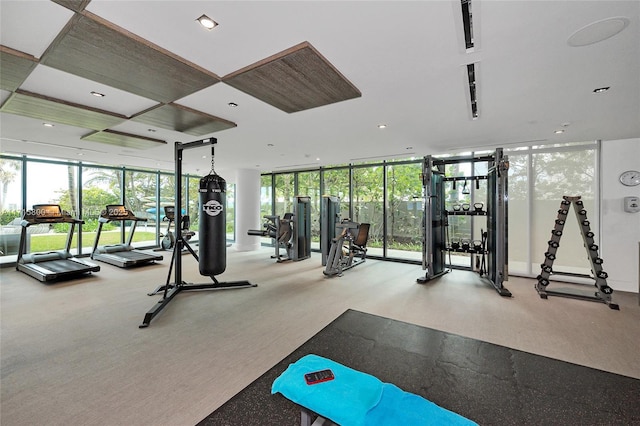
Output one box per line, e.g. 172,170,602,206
40,11,220,103
50,0,91,13
81,129,166,149
0,90,127,130
0,46,39,92
222,41,361,113
131,103,237,136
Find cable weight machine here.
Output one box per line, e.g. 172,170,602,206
417,148,511,297
139,138,256,328
247,196,311,263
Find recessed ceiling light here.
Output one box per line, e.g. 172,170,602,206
228,102,238,107
593,87,610,93
90,91,105,97
43,123,54,127
197,14,218,30
554,129,565,134
378,124,387,129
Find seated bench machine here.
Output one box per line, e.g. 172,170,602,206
248,196,311,262
323,219,370,277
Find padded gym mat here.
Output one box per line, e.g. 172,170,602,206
198,309,640,425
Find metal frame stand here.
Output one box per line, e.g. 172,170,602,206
535,196,618,310
417,149,510,297
139,138,256,328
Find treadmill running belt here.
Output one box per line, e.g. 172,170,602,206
115,251,158,260
39,259,93,273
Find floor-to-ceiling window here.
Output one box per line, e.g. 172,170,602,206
0,158,23,256
274,173,295,217
528,143,598,277
187,176,201,238
259,175,273,246
0,155,208,262
25,160,79,254
226,182,235,241
125,170,158,246
385,161,423,261
322,168,350,217
505,149,529,274
81,166,123,252
297,171,320,248
352,165,384,256
1,141,600,275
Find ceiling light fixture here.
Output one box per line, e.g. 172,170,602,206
378,124,387,129
43,123,54,127
593,87,610,93
554,129,565,134
228,102,238,107
197,14,218,30
90,91,105,97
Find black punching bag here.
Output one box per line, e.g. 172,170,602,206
199,172,226,276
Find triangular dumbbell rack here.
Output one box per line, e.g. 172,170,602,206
535,196,619,310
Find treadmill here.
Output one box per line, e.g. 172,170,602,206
91,204,163,268
17,204,100,282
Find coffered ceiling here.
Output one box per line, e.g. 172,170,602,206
1,1,638,177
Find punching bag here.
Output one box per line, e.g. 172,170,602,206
199,172,227,276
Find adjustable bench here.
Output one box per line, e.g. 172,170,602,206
272,354,477,426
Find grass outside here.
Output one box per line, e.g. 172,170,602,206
28,231,157,252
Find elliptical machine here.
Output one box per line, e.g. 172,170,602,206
159,206,195,251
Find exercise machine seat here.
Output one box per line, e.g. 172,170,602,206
351,223,370,253
278,213,294,245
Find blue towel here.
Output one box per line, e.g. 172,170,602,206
271,354,478,426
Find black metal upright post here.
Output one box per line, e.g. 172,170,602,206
139,138,256,328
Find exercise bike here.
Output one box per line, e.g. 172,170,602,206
158,206,195,251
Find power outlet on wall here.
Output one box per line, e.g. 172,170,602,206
623,196,640,213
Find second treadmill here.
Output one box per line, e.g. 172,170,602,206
91,204,163,268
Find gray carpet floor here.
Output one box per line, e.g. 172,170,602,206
1,248,639,425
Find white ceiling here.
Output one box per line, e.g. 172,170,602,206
1,0,639,178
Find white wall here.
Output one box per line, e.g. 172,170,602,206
233,169,261,252
600,138,640,293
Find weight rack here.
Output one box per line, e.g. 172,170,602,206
535,196,619,310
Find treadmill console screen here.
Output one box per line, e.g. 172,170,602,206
32,204,62,218
106,205,129,217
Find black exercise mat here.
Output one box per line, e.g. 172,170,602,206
198,309,640,425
